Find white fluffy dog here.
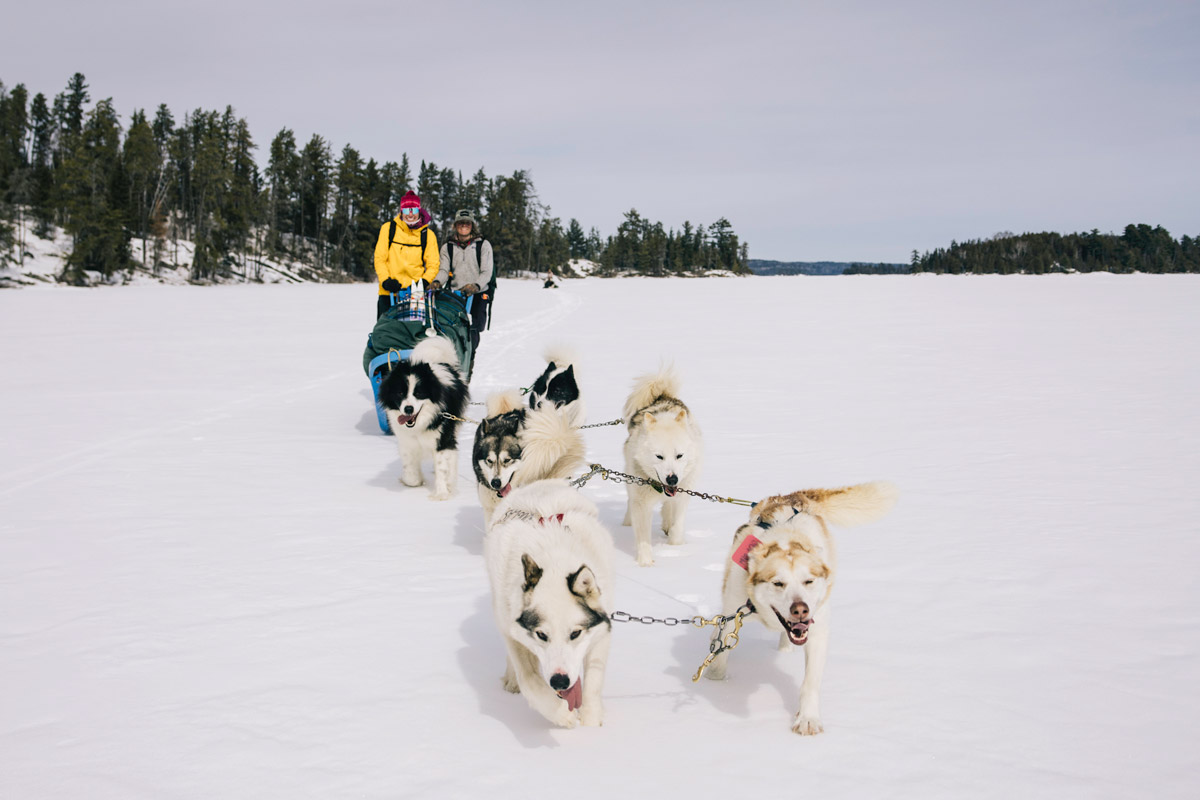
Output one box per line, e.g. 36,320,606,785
706,481,899,734
621,364,703,566
485,480,614,728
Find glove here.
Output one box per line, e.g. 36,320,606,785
430,280,442,291
381,278,401,293
462,283,479,296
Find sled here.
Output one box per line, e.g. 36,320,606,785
364,284,474,434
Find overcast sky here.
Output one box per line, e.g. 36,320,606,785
3,0,1197,262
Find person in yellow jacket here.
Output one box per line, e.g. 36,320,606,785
374,190,440,318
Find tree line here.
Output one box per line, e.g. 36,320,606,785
0,73,748,283
912,225,1200,274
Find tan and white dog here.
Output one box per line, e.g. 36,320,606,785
485,480,614,728
705,481,899,735
621,364,703,566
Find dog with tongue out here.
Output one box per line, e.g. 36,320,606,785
706,481,899,735
485,479,615,728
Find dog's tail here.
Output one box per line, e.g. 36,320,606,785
784,481,900,527
622,362,681,421
516,406,587,484
542,345,578,373
411,335,458,366
485,389,524,418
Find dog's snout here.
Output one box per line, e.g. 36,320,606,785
790,600,810,622
549,672,570,691
490,478,502,489
665,474,678,486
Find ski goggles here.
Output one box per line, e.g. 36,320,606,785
400,206,421,215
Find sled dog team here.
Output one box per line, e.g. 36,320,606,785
375,338,898,734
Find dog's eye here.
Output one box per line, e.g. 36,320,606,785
535,631,549,642
656,454,664,460
486,456,495,466
803,579,814,586
773,581,785,588
569,629,582,640
676,453,683,459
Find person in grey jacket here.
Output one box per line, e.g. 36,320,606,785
433,209,494,361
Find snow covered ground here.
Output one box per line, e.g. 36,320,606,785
2,275,1198,799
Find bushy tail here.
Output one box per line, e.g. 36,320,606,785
411,336,457,366
622,363,681,421
542,345,579,374
516,406,587,484
801,481,899,527
485,389,524,417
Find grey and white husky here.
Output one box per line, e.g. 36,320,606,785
621,364,703,566
473,389,586,528
485,480,614,728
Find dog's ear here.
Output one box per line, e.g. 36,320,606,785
546,361,557,373
521,554,543,592
674,408,686,423
481,418,489,434
642,411,657,427
567,565,601,606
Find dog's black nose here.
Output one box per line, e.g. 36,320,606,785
403,405,414,414
665,474,678,486
790,600,810,622
491,478,502,489
549,673,570,691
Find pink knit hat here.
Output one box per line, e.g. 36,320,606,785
399,191,421,211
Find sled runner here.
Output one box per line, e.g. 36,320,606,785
364,282,475,434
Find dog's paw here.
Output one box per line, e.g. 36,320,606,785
579,705,604,727
702,663,727,681
791,714,824,736
550,703,579,729
400,472,424,487
635,543,655,567
429,490,451,501
666,532,686,545
501,676,520,694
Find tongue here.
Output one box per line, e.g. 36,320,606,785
663,485,677,497
396,414,416,427
498,484,512,497
557,679,583,711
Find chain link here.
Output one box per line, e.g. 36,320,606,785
568,462,755,507
608,602,756,682
574,418,624,429
440,411,480,425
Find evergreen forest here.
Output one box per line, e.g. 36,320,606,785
0,74,749,283
911,226,1200,274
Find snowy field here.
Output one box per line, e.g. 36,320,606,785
2,275,1198,799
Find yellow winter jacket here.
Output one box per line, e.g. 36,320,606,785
373,215,440,294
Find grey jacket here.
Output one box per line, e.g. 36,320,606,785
436,238,494,290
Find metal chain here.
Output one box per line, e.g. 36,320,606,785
608,601,756,682
440,412,480,425
568,462,755,507
575,418,624,429
692,601,755,682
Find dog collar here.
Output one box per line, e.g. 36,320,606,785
731,534,762,571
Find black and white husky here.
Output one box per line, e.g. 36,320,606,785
485,480,614,728
377,336,469,500
473,389,586,527
527,347,585,426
